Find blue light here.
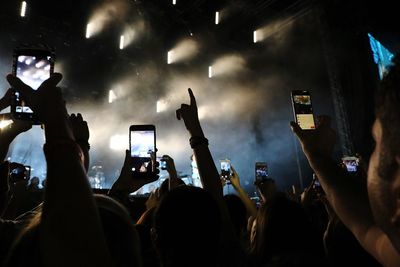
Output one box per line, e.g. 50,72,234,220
368,33,394,79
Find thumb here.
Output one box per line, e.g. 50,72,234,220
290,121,303,139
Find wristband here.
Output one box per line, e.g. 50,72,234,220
189,136,209,149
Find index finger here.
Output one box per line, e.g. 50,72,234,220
188,88,196,107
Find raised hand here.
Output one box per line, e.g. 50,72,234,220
176,88,204,137
290,115,336,160
69,113,89,144
109,150,159,195
230,165,241,190
6,73,65,124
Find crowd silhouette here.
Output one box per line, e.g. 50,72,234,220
0,53,399,266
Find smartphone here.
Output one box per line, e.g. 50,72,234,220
220,159,231,181
9,162,31,182
291,90,315,130
11,48,55,124
129,125,156,176
255,162,268,183
342,156,359,173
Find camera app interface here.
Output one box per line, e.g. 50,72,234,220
130,130,155,173
220,160,231,179
15,55,52,114
293,94,315,130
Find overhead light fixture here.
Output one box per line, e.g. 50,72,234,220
85,23,92,39
215,12,220,25
119,35,125,50
172,0,177,5
20,1,27,17
253,30,258,43
208,66,213,78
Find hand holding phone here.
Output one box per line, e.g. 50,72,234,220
291,90,315,130
11,48,55,124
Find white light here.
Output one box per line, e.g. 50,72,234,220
172,0,177,5
208,66,213,78
86,23,92,39
156,99,168,113
119,35,125,50
108,90,117,103
253,30,257,43
109,134,127,151
44,65,50,71
20,1,27,17
0,120,13,129
167,51,173,64
35,61,45,68
215,12,220,25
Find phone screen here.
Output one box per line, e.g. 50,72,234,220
129,125,156,175
342,156,359,172
220,159,231,180
12,49,54,122
291,90,315,130
255,162,268,183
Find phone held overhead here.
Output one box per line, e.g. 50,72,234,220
129,124,156,178
291,90,315,130
11,47,55,124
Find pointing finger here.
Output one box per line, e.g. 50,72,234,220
188,88,196,107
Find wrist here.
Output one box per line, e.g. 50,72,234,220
190,136,208,149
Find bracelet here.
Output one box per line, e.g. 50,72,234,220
189,136,209,149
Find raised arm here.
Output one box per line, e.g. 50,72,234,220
176,88,222,198
7,74,112,267
291,116,400,266
176,88,247,266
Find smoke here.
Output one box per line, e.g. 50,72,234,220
87,0,130,37
169,39,200,64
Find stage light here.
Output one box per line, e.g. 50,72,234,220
119,35,125,50
215,12,220,25
109,134,127,151
167,51,173,64
20,1,27,17
156,99,168,113
172,0,177,5
0,120,13,129
85,23,92,39
208,66,213,78
253,30,258,43
108,90,117,103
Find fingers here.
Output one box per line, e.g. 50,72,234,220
290,121,303,139
38,73,63,90
188,88,196,107
7,74,33,100
176,109,181,120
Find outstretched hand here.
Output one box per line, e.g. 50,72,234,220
70,113,89,143
230,166,241,189
290,115,336,160
176,88,204,137
110,150,159,194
